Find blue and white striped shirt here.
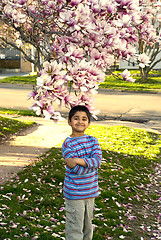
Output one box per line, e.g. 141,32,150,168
62,134,102,200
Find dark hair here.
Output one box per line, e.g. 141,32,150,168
68,105,91,122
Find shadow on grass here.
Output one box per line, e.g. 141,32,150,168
0,115,37,144
0,146,160,240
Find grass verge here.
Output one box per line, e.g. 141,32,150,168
100,70,161,92
0,125,161,239
0,75,37,85
1,70,161,92
0,108,37,117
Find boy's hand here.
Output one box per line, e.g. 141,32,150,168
65,158,77,169
65,158,87,169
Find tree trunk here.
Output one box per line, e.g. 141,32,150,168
139,66,150,82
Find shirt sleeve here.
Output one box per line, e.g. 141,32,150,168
83,138,102,169
62,139,95,175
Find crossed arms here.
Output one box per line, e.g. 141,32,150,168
65,157,87,169
62,138,102,175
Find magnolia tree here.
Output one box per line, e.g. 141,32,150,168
131,0,161,81
111,0,161,82
0,0,147,120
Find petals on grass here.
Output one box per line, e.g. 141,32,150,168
0,222,7,226
23,232,29,237
116,201,121,207
52,233,60,237
2,195,11,200
119,235,125,239
11,223,18,228
51,217,57,222
32,236,39,240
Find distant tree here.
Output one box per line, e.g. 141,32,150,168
120,0,161,82
134,0,161,81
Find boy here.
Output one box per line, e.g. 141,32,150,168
62,105,102,240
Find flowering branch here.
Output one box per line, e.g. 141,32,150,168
0,0,145,120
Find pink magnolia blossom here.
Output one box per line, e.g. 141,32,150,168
27,91,38,100
1,0,159,120
120,69,135,82
138,53,150,68
14,0,27,5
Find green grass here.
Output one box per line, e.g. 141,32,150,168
0,115,36,141
0,124,161,239
1,70,161,92
0,108,37,117
0,75,37,85
100,70,161,92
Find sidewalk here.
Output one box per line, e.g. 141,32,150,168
0,114,160,185
0,116,71,184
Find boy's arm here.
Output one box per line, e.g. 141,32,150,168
62,137,102,175
83,138,102,169
62,142,93,175
65,158,87,169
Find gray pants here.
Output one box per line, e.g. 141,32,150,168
65,198,95,240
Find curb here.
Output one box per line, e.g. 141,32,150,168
0,83,161,94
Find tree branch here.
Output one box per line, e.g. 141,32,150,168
0,37,36,64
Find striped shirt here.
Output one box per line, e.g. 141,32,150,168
62,134,102,200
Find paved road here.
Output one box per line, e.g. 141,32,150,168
0,84,161,132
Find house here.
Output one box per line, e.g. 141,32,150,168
0,47,33,72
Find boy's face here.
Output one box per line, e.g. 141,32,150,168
68,111,90,137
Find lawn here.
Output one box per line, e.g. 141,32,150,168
100,70,161,92
0,108,37,117
0,75,37,85
0,122,161,240
1,70,161,92
0,115,36,141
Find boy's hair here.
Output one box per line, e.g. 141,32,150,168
68,105,91,122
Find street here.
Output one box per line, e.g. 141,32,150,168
0,84,161,121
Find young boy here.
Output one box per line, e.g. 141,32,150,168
62,105,102,240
